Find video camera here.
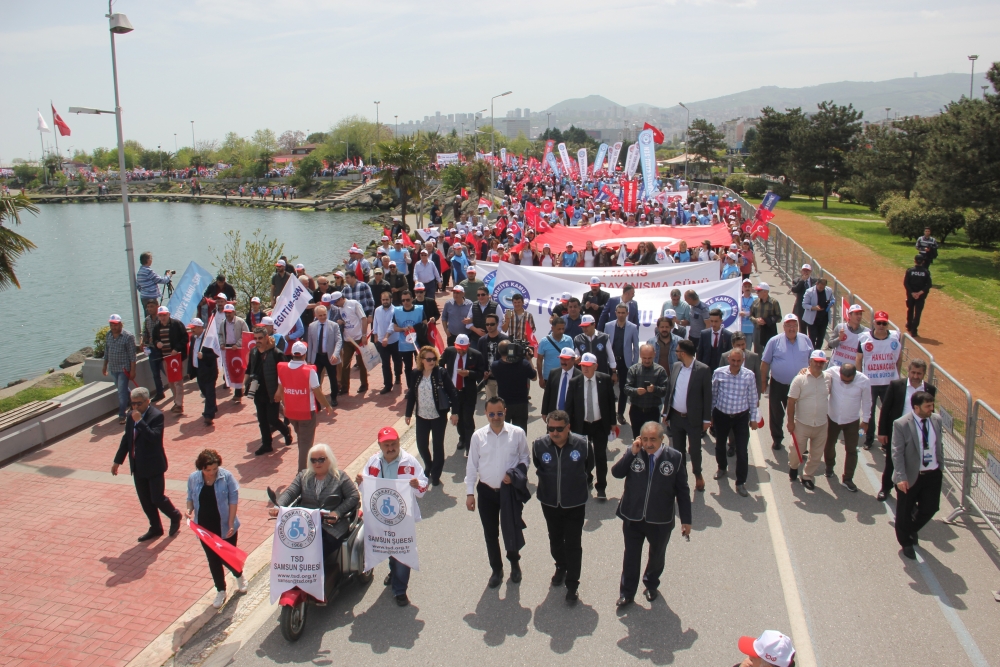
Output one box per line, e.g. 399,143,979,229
504,340,532,363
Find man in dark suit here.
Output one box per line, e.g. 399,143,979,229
891,391,944,559
566,353,617,499
186,318,219,425
112,387,182,541
541,348,581,418
877,359,936,501
665,339,713,492
597,284,640,330
696,308,733,370
440,333,486,452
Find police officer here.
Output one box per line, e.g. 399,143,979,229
903,255,932,337
915,227,939,267
532,410,593,604
612,421,692,607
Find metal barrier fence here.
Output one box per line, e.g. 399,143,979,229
753,219,1000,542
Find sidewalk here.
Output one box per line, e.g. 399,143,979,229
0,360,406,667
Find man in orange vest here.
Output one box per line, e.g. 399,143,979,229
277,341,334,471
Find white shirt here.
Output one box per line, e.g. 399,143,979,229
465,422,530,494
584,375,602,422
287,359,321,411
340,299,367,341
824,369,872,425
672,362,692,413
372,305,399,343
917,416,938,471
905,381,925,414
191,333,204,368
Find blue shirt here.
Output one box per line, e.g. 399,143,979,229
537,333,575,378
187,468,240,532
722,263,741,279
761,333,814,384
451,252,470,282
740,295,758,334
387,248,408,267
561,251,579,267
394,305,424,352
379,455,401,479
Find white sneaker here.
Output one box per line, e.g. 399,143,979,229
236,576,248,593
212,590,226,609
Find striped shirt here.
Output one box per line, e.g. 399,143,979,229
104,330,137,374
342,281,375,317
136,265,171,300
711,365,760,422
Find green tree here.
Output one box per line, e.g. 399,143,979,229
251,129,279,155
745,107,807,181
539,128,564,143
288,153,323,191
466,160,491,198
687,119,725,177
846,117,930,209
210,229,292,313
881,194,965,243
789,101,863,209
0,193,39,290
378,138,430,224
441,164,468,193
12,164,41,186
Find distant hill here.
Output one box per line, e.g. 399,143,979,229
544,95,622,113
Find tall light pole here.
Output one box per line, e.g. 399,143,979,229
190,120,195,149
69,6,141,337
374,101,380,160
174,133,177,153
968,55,979,98
490,91,511,201
678,102,690,181
158,145,162,173
984,85,990,100
394,115,398,138
546,112,551,132
885,107,891,124
473,109,486,155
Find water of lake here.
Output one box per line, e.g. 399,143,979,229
0,202,378,387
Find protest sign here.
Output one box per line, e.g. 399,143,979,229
361,477,420,571
270,506,325,603
166,261,214,325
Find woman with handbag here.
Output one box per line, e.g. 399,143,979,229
404,346,458,487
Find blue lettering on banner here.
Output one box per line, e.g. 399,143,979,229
167,261,215,325
492,280,530,310
704,295,739,328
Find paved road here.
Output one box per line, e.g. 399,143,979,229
183,264,1000,667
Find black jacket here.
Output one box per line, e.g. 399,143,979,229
405,366,458,419
532,433,593,508
565,372,617,435
470,300,501,335
612,446,692,525
440,347,486,396
904,266,932,296
582,288,610,318
414,297,440,321
574,331,614,376
114,406,169,478
667,360,713,428
790,276,817,315
696,328,733,369
150,318,189,360
541,366,581,416
499,463,530,554
187,334,219,379
246,345,285,397
877,379,937,439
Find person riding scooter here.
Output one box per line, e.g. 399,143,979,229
270,443,359,565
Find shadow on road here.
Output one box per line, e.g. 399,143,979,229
100,537,172,586
616,600,698,665
348,587,425,652
532,586,599,653
463,581,531,646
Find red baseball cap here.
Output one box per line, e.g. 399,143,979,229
874,310,889,322
377,426,399,443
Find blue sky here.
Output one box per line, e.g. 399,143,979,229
2,0,997,162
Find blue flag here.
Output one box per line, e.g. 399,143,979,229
760,192,781,211
167,261,215,324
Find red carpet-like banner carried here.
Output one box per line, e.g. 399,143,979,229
530,221,734,252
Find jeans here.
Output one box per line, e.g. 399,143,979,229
376,341,401,388
110,370,131,419
415,414,447,482
148,354,165,396
388,557,411,596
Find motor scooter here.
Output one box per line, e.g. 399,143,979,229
267,487,373,641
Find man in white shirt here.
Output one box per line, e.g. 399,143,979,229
413,249,443,299
821,362,871,492
372,291,402,394
465,396,531,589
333,291,370,395
277,341,334,471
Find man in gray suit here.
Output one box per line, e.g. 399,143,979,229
721,332,761,457
605,303,640,423
306,305,343,406
891,391,943,559
665,339,713,492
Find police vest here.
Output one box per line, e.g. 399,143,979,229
830,324,868,367
858,331,901,386
277,362,316,421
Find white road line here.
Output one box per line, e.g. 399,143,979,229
748,429,818,667
858,451,991,667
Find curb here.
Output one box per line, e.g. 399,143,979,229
125,412,414,667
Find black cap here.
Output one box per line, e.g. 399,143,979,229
914,254,924,263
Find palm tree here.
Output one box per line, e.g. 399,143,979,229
466,160,491,197
0,193,39,290
378,138,430,227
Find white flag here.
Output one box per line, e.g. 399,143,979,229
37,111,50,133
272,276,312,335
202,312,222,358
618,243,628,266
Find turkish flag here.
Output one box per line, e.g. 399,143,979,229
51,104,71,137
541,200,554,214
756,208,775,224
524,317,538,351
642,122,664,144
750,219,770,241
242,331,256,358
461,187,468,200
164,352,184,384
354,260,365,281
478,197,493,211
225,348,246,385
401,232,416,248
189,521,247,573
427,322,445,354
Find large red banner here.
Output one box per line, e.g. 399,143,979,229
529,221,734,252
622,179,638,214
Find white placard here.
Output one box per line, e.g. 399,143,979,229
361,477,420,571
270,507,325,603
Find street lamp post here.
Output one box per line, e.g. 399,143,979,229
984,85,990,100
546,112,551,132
885,107,891,124
678,102,690,181
490,91,511,201
191,120,195,149
158,145,162,174
968,55,979,98
69,6,141,337
473,109,487,155
374,101,380,160
395,115,398,138
174,133,177,153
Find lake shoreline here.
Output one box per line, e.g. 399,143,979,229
19,191,390,213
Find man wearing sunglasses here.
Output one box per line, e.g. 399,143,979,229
468,286,500,345
855,311,902,449
532,410,593,604
477,313,509,402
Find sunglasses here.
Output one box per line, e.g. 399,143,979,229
487,411,505,418
310,457,327,464
875,321,888,326
422,357,436,362
486,323,497,327
547,425,566,433
402,298,412,302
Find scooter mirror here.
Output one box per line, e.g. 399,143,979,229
267,487,277,505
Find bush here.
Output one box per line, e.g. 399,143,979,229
725,174,747,193
769,181,794,200
992,251,1000,272
964,209,1000,248
882,194,965,242
796,181,823,199
93,325,110,359
836,186,855,203
744,178,768,198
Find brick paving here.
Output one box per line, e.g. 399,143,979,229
0,360,406,667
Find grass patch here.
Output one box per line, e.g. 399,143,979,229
0,374,84,414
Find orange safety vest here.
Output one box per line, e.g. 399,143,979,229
277,362,316,421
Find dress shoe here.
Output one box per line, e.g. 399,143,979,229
152,393,165,402
713,469,727,480
329,397,338,407
137,530,163,542
384,574,392,586
825,467,835,478
431,477,442,487
488,571,503,589
510,565,522,583
615,596,633,608
254,445,273,456
802,479,815,490
789,468,798,482
283,432,293,447
695,474,705,492
169,516,181,536
357,385,368,394
566,588,578,603
876,490,889,501
395,594,410,607
643,588,658,602
596,489,607,500
902,545,917,560
736,484,749,497
772,442,784,451
727,446,735,457
551,567,566,587
379,387,393,395
617,413,626,425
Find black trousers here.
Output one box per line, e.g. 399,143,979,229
865,384,890,445
895,468,942,547
906,296,926,333
400,351,415,390
629,405,661,441
196,366,218,419
454,390,477,449
201,530,241,590
254,390,289,448
541,504,585,590
416,414,447,482
376,341,402,388
581,421,609,490
505,402,529,433
314,352,338,397
768,380,791,446
134,474,180,533
713,409,750,485
808,312,828,351
881,441,896,494
669,409,704,477
477,482,520,573
615,357,628,415
620,519,673,599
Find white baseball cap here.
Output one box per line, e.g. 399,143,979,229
452,285,465,293
783,313,799,323
559,347,577,359
755,282,770,291
467,266,477,273
275,259,286,267
251,296,261,304
848,304,863,313
295,263,305,271
216,292,228,300
560,292,572,302
738,631,795,667
381,235,390,241
291,341,308,355
108,314,122,323
321,294,334,303
189,318,204,327
589,276,601,286
414,282,426,291
810,349,827,361
330,291,344,301
455,334,470,347
663,309,677,318
261,316,275,326
579,352,598,366
801,263,812,271
223,304,235,312
157,306,170,314
742,278,753,285
581,314,596,325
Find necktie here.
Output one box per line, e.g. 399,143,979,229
318,323,325,353
457,354,464,390
921,418,929,450
558,372,569,411
713,331,719,349
647,451,654,476
586,378,595,422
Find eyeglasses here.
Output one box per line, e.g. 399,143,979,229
402,298,412,302
422,357,436,362
310,457,327,464
254,336,266,341
546,425,566,432
486,323,497,327
487,411,505,418
129,401,145,406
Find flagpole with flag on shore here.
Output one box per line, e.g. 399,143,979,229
50,102,72,163
36,110,50,184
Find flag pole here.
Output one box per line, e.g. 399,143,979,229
50,101,60,160
37,112,47,186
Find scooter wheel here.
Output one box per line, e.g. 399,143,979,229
357,569,375,585
279,599,307,641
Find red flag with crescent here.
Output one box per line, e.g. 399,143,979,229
541,200,554,214
189,521,247,572
242,331,256,358
427,322,445,354
225,348,246,385
164,352,184,384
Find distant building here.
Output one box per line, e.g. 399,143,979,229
721,117,758,151
503,118,531,139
